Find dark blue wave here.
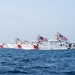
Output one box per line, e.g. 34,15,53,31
0,48,75,75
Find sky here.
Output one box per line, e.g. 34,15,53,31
0,0,75,43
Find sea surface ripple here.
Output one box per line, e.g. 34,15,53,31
0,48,75,75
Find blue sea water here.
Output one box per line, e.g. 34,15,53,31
0,48,75,75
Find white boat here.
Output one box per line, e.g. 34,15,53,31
5,40,38,50
6,43,18,49
5,38,22,49
21,41,38,50
21,43,34,50
0,32,74,50
36,32,70,50
37,40,69,50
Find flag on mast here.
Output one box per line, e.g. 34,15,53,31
37,34,48,42
57,32,68,41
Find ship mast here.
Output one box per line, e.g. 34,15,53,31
55,32,59,40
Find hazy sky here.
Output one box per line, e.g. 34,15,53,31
0,0,75,43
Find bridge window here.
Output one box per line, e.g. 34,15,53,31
60,44,62,46
73,45,75,47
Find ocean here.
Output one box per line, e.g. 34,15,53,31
0,48,75,75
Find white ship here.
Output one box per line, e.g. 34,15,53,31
3,39,38,50
0,32,75,50
21,41,34,50
36,32,71,50
37,40,69,50
6,43,18,49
